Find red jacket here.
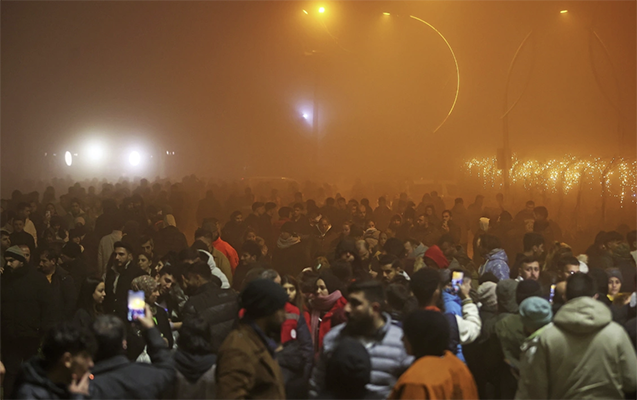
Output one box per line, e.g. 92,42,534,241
213,237,239,272
304,296,349,353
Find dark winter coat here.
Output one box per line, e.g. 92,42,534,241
103,261,147,321
90,327,175,399
48,266,77,323
154,226,188,258
13,357,84,399
1,264,55,339
272,242,311,277
181,282,239,353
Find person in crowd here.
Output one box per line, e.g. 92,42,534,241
2,245,56,397
216,279,288,399
193,228,233,284
170,318,217,399
494,279,542,376
379,254,409,287
386,214,402,239
321,337,372,399
533,206,562,251
39,247,77,323
439,209,461,244
281,274,305,312
73,277,106,328
154,264,181,322
312,216,338,256
516,272,636,399
138,252,155,275
183,245,231,289
126,275,173,360
180,261,239,353
374,196,393,231
310,279,412,399
12,322,96,399
204,217,240,273
15,202,38,246
97,214,124,278
1,229,10,270
607,268,624,302
244,202,265,233
306,270,348,354
256,270,314,399
272,221,309,277
155,214,189,258
140,236,158,265
586,231,615,270
517,255,541,281
103,241,146,321
9,216,36,253
556,255,581,281
60,242,88,295
220,211,246,252
233,239,263,291
89,310,175,399
423,244,450,269
514,200,535,223
478,234,510,281
389,310,479,400
385,283,418,327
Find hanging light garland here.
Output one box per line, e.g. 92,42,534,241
465,155,637,205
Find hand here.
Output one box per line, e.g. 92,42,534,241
459,279,471,300
135,304,155,330
68,371,91,396
0,361,5,384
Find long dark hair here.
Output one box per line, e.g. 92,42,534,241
281,274,304,311
77,277,104,317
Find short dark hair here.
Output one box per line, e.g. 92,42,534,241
113,241,134,255
605,231,624,244
259,269,280,281
157,264,178,278
194,228,213,240
92,315,126,362
454,198,463,205
403,310,449,358
566,272,597,300
384,237,406,258
184,261,213,281
293,202,304,210
347,279,386,305
480,234,501,252
265,202,277,211
557,255,580,272
278,207,292,218
442,209,452,217
410,268,441,307
177,317,213,355
519,255,540,267
252,202,265,212
16,202,30,212
523,232,544,252
533,206,548,219
241,240,262,259
42,322,97,370
179,247,200,262
40,247,60,262
140,236,153,246
379,254,401,270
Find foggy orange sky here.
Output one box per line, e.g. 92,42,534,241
2,1,635,187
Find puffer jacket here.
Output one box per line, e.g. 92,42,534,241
516,296,637,399
197,249,230,289
479,249,510,281
13,357,84,399
309,313,413,399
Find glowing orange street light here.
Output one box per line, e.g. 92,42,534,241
560,10,568,14
383,12,391,16
303,9,308,14
318,7,325,13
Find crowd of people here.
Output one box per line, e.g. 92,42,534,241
1,176,636,399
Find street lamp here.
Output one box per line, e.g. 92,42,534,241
318,7,325,14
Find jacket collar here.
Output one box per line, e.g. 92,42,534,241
91,355,130,375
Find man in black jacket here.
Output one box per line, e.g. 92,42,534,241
13,323,95,399
89,310,175,399
181,261,239,353
39,247,77,323
103,241,146,321
1,245,55,396
60,242,88,296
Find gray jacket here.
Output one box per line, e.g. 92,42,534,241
309,313,413,399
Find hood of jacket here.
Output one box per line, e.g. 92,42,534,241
553,296,611,335
174,349,216,383
16,357,68,398
496,279,519,313
487,248,508,263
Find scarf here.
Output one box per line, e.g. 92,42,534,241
277,236,301,249
309,290,343,345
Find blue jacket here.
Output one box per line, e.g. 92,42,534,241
443,290,466,363
479,249,510,281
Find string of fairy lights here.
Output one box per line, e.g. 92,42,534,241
465,155,637,206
